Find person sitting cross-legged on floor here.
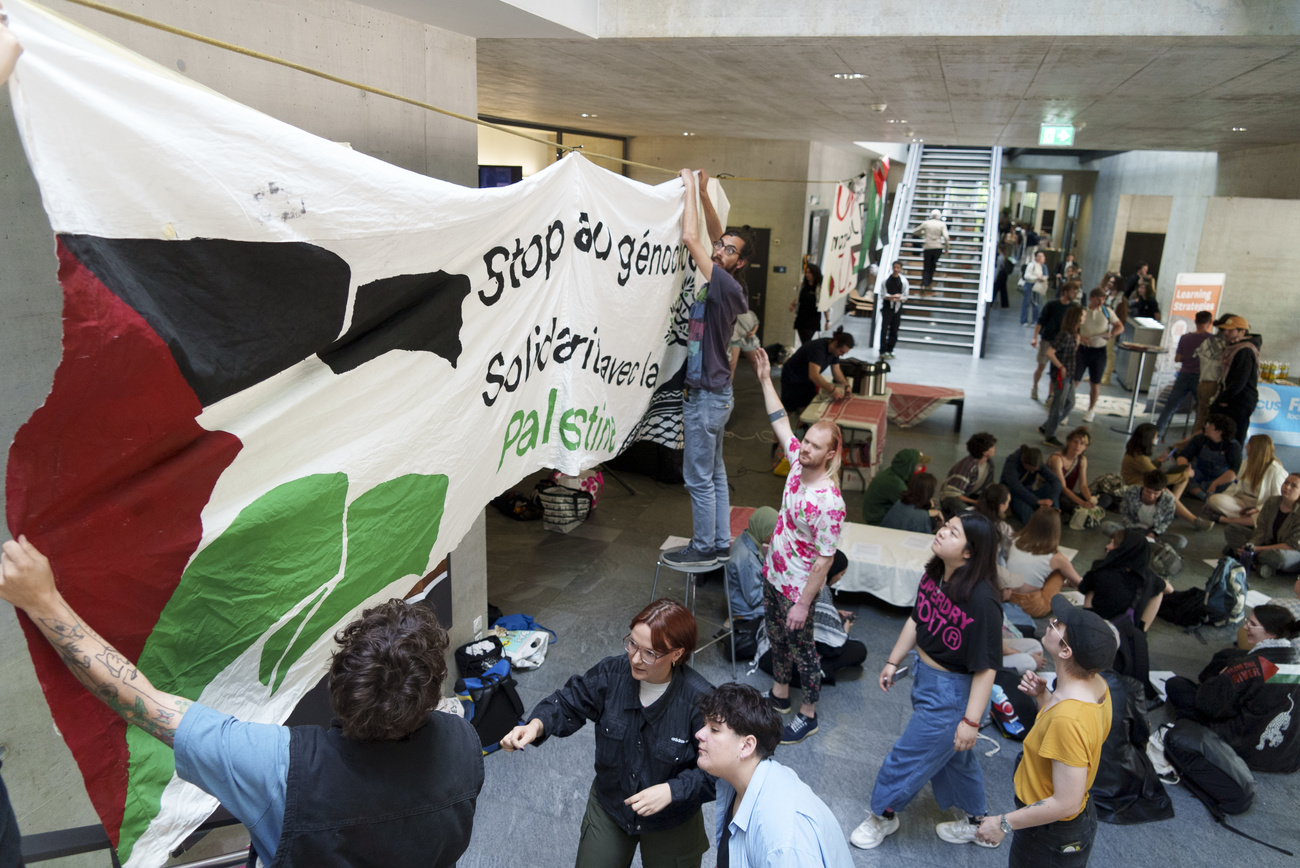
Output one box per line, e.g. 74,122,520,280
1001,444,1061,525
881,472,941,534
1078,528,1172,632
1121,423,1210,531
940,432,998,519
1211,433,1287,546
1100,469,1188,550
1004,506,1085,618
1163,414,1241,502
1164,604,1300,773
1233,472,1300,580
863,447,930,526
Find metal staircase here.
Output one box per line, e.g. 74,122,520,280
875,143,1002,356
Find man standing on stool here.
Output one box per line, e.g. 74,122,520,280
663,169,750,568
879,259,909,360
751,348,846,744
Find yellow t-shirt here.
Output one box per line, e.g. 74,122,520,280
1013,689,1112,820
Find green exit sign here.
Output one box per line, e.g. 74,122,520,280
1039,124,1075,146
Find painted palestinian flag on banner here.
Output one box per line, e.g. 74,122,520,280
3,3,727,865
818,176,865,311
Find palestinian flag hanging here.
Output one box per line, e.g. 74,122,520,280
3,2,727,864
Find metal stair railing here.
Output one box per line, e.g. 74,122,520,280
872,142,923,348
973,145,1003,357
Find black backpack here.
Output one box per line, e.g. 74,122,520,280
1163,720,1291,855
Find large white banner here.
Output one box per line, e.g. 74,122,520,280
3,2,726,864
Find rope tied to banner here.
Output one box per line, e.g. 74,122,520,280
45,0,865,185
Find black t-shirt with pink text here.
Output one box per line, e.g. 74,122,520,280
910,573,1003,675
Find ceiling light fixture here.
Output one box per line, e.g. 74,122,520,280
832,72,865,80
887,119,897,124
682,131,695,136
870,103,887,112
1232,126,1247,131
580,113,598,118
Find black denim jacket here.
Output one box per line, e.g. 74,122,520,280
530,654,716,834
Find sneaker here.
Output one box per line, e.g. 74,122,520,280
1044,435,1063,447
762,690,792,714
780,713,818,744
660,545,716,568
1083,410,1096,422
936,817,999,848
1193,517,1214,532
1031,386,1039,401
713,548,731,564
850,813,900,850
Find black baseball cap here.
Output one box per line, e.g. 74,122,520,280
1051,596,1119,672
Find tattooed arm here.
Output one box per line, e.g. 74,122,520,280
1,536,191,747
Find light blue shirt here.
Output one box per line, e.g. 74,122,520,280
715,759,853,868
174,703,290,862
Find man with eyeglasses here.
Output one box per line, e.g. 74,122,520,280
663,169,752,568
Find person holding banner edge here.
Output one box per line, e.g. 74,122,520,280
663,169,751,568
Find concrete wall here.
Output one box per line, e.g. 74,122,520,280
1079,150,1217,308
1196,197,1300,366
1216,143,1300,200
626,135,810,349
598,0,1298,37
0,0,483,858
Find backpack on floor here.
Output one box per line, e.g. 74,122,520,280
1161,719,1292,855
1148,539,1183,581
455,657,525,754
1204,555,1248,628
1092,472,1125,501
455,635,506,679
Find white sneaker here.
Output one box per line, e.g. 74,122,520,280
1083,410,1096,422
850,813,900,849
936,817,999,848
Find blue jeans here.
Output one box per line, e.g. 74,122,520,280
682,385,733,552
1010,480,1060,525
870,658,988,816
1044,376,1076,438
1019,283,1041,325
1154,371,1199,441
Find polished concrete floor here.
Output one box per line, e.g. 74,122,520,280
461,300,1300,867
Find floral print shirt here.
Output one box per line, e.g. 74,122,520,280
764,437,846,602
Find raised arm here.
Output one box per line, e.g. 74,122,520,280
679,168,714,283
697,170,724,246
751,348,794,446
0,537,191,746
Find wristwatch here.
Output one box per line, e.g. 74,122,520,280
1000,815,1014,836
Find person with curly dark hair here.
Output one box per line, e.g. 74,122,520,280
499,599,715,867
0,536,483,867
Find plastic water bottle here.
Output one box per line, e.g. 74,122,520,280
989,684,1025,736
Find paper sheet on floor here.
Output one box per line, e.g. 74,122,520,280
660,535,692,550
1149,670,1178,701
1246,589,1273,607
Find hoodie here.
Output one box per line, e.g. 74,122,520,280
862,448,923,525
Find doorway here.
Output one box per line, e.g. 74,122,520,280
729,225,769,344
1120,232,1165,283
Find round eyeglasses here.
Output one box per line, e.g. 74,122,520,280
623,634,667,663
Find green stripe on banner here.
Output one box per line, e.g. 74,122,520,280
119,472,447,859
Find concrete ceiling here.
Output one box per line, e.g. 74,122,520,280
475,36,1300,153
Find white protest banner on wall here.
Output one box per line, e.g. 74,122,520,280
3,1,725,864
818,178,865,310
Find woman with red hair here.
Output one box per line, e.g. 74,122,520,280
499,600,715,867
